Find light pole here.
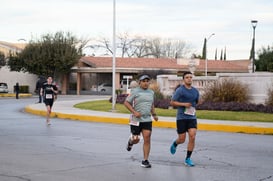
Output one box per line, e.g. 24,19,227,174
111,0,117,111
251,20,258,73
205,33,215,77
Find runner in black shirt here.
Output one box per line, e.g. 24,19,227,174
40,76,58,125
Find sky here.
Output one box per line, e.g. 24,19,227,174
1,0,273,60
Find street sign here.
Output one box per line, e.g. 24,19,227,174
123,75,133,79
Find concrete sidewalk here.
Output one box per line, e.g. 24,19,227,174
24,95,273,135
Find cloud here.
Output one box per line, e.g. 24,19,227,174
0,0,272,59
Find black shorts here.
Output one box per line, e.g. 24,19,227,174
176,119,197,134
130,122,152,135
44,99,54,108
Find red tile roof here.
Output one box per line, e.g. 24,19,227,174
80,56,185,69
198,59,249,72
80,56,249,73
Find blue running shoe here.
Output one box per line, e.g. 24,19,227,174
184,158,195,167
170,141,177,155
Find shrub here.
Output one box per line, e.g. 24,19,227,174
154,98,171,109
202,78,250,103
17,85,29,93
149,80,171,108
109,80,171,109
109,93,128,104
154,91,164,100
197,101,273,113
198,78,273,113
116,93,128,104
149,80,161,95
116,89,123,95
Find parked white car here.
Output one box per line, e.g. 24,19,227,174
0,82,8,93
97,83,112,92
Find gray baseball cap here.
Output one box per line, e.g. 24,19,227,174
139,75,150,81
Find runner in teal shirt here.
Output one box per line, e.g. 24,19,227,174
124,75,158,168
126,86,155,122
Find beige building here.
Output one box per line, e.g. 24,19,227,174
1,41,252,95
0,41,37,93
70,56,250,95
0,41,26,56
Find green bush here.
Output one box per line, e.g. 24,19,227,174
154,91,164,100
202,78,250,103
20,85,29,93
116,89,123,95
14,85,29,93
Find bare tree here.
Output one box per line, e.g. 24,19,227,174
129,38,149,58
87,32,193,59
91,37,113,56
147,38,162,58
160,38,190,59
117,32,138,57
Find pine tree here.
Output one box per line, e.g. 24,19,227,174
202,38,207,59
224,47,226,60
220,49,223,60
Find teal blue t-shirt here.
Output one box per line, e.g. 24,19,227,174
126,87,155,122
172,85,199,120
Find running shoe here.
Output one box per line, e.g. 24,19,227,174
126,139,133,151
184,158,195,167
170,141,177,154
141,160,151,168
46,120,51,126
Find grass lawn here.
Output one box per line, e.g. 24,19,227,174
74,100,273,123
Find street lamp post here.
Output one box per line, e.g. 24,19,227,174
205,33,215,77
251,20,258,73
111,0,116,111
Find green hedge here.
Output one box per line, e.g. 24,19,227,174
14,85,29,93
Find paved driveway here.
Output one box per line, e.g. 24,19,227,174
0,97,273,181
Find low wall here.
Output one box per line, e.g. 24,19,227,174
157,72,273,104
0,66,38,93
217,72,273,104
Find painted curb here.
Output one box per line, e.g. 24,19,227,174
24,106,273,135
0,93,32,97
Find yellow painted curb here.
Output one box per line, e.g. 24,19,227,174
0,93,32,97
198,123,273,135
24,106,273,135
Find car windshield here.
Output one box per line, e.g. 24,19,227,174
99,83,112,87
0,83,7,87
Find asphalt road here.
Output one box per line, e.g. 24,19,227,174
0,97,273,181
